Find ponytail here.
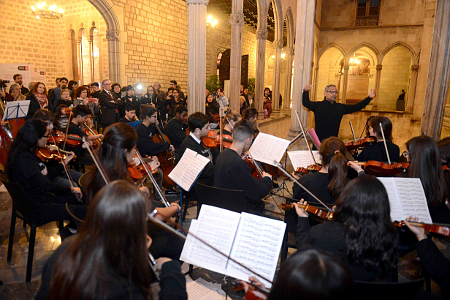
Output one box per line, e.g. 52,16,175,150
327,151,348,199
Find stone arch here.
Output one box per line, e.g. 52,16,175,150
270,0,283,42
87,0,121,83
315,46,347,102
381,41,418,65
318,43,347,62
284,7,294,49
348,42,380,65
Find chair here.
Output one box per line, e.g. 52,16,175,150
193,182,247,217
65,203,84,230
0,173,63,282
354,278,425,300
78,169,92,191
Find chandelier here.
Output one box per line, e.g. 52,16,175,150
31,2,64,19
350,58,361,65
206,15,218,29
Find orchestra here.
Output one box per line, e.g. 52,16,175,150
1,79,450,300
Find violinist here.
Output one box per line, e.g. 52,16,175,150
221,109,241,136
67,105,103,162
295,175,397,281
85,123,181,259
355,116,400,162
205,94,219,124
177,112,215,185
405,135,450,223
214,120,272,214
136,105,175,156
6,119,87,236
36,181,188,300
164,106,188,152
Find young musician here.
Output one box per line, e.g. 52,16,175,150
214,120,272,214
164,105,188,152
36,180,187,300
405,135,450,223
119,103,139,124
355,116,400,162
177,112,215,185
85,123,181,259
6,119,87,235
136,105,175,157
221,110,241,136
295,175,397,281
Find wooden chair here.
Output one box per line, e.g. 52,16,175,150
1,173,63,282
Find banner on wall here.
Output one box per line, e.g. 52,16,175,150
0,64,47,90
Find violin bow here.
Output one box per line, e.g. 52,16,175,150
83,122,102,144
147,210,273,285
134,150,170,207
379,122,391,165
273,161,334,213
62,110,73,151
83,136,110,185
295,110,317,165
51,135,76,192
246,151,264,178
349,121,356,142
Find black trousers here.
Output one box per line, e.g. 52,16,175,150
35,193,87,228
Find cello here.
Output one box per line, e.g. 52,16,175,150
152,123,176,188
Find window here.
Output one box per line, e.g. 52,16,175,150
356,0,379,26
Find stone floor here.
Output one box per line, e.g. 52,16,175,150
0,178,448,299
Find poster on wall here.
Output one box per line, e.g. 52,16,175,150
0,64,47,90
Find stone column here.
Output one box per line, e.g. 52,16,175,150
229,8,245,113
421,0,450,139
106,30,121,84
372,64,382,110
341,64,349,104
272,39,283,111
255,29,267,112
186,0,209,114
406,64,419,113
289,0,315,130
283,47,294,112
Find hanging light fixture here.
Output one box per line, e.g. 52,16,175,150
31,2,63,19
206,15,218,29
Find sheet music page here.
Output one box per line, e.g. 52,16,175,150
180,205,242,275
287,150,320,170
185,278,225,300
377,177,404,222
225,213,286,288
249,132,291,166
394,178,432,223
168,148,210,191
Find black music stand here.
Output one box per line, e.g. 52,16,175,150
3,100,30,122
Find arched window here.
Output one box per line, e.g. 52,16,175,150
79,28,91,85
356,0,380,26
90,27,100,83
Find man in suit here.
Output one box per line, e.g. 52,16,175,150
98,79,123,130
48,77,68,112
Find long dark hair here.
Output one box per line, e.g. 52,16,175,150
6,119,47,178
369,116,393,141
334,175,397,275
47,180,151,300
268,249,354,300
406,135,448,207
319,137,348,199
85,123,137,203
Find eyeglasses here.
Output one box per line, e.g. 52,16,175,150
327,91,338,94
151,115,157,118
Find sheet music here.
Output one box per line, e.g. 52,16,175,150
249,132,291,166
377,177,432,223
168,148,210,191
287,150,321,170
180,205,241,274
225,213,286,288
186,279,225,300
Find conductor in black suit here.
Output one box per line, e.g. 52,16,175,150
98,79,123,130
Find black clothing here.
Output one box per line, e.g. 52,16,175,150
296,218,387,282
416,238,450,290
293,172,336,208
9,151,86,224
205,102,219,123
142,93,161,109
21,86,29,95
98,90,122,125
302,90,372,141
120,95,141,118
356,141,400,162
119,117,133,124
26,94,53,119
177,135,214,186
67,122,88,158
214,148,271,213
136,123,170,156
428,205,450,224
36,236,187,300
164,118,187,151
56,99,73,108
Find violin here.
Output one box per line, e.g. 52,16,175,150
232,281,268,300
293,164,321,176
201,130,233,149
36,145,75,162
344,136,376,151
50,132,82,148
152,123,176,188
362,161,409,176
394,221,450,238
127,154,159,181
280,201,334,220
83,122,101,148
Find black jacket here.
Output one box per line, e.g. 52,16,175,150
136,123,170,156
98,90,123,125
26,93,53,119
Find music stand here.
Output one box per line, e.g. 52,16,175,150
3,100,30,122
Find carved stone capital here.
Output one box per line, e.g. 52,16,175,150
256,29,268,40
273,39,283,49
186,0,209,5
106,30,119,41
411,64,419,72
229,13,244,26
376,64,382,71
